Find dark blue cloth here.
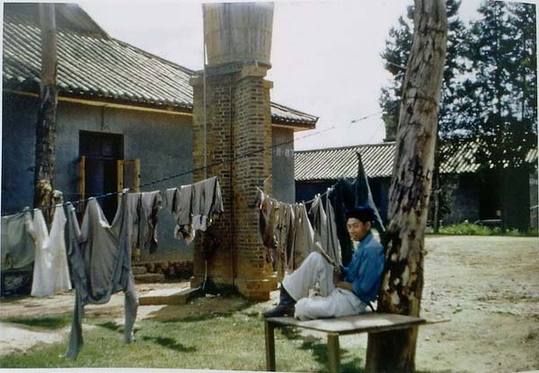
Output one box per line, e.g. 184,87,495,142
341,232,384,304
327,176,385,265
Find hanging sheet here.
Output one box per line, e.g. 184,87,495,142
31,206,71,297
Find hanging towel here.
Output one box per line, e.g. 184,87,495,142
1,208,36,270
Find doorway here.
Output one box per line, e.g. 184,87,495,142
79,131,123,222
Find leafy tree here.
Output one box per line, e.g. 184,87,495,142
380,0,537,229
379,6,413,141
459,0,537,170
380,0,467,230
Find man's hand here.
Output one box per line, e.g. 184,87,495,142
333,268,343,284
335,281,353,291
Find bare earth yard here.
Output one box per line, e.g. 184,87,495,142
0,235,538,372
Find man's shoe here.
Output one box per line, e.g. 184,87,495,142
263,303,295,318
263,285,296,318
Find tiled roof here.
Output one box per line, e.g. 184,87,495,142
295,143,396,181
295,141,538,181
2,4,318,129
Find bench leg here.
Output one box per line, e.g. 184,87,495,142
265,321,276,371
327,333,340,373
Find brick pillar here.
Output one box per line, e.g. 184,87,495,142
190,64,276,300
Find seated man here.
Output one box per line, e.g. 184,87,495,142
263,206,385,320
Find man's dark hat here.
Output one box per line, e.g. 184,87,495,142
345,206,375,223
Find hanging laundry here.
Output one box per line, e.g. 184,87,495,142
290,203,315,269
111,192,144,256
31,206,72,297
257,190,325,274
165,187,178,213
309,194,341,267
140,191,163,254
324,192,342,266
174,184,195,242
168,176,224,244
191,176,224,232
257,190,277,250
274,202,295,275
328,176,385,265
1,208,36,270
65,193,138,359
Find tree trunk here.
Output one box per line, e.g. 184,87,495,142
34,3,58,226
365,1,447,372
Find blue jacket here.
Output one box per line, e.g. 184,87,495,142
342,232,385,304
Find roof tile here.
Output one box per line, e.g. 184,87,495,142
3,4,317,128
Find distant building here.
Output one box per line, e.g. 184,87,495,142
295,141,538,230
2,3,317,266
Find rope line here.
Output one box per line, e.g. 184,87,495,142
2,105,392,217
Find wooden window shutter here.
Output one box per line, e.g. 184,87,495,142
118,159,140,193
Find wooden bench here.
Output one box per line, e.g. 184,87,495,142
264,313,426,373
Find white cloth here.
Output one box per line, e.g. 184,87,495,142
282,252,366,320
31,207,72,297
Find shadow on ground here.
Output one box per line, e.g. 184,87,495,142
141,336,197,352
2,315,71,330
147,293,254,323
281,326,364,373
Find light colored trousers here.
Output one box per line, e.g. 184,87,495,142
282,252,366,320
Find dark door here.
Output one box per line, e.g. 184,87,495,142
79,131,123,222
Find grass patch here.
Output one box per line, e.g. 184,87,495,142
2,315,71,330
0,295,366,371
437,223,538,236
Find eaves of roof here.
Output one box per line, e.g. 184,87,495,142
3,6,318,130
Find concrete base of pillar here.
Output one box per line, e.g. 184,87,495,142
236,275,278,301
190,274,278,301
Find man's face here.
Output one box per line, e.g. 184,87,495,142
346,217,371,242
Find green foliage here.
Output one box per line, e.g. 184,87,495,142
457,1,537,171
381,1,537,229
438,222,539,236
379,0,467,140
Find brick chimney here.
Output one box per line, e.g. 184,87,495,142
190,3,276,300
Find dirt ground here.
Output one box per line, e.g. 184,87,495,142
0,235,538,372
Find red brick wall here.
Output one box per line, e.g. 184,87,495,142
190,65,276,300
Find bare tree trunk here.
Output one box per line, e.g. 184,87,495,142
365,1,447,372
34,3,58,226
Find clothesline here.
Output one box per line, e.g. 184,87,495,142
2,105,390,218
255,185,333,207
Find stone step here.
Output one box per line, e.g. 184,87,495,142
135,273,166,283
139,287,200,306
132,266,147,275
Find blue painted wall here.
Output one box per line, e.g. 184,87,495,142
2,93,194,261
2,93,297,262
